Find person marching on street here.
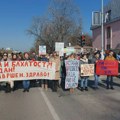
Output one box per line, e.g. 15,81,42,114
117,51,120,78
22,52,31,92
40,54,49,90
105,50,116,90
79,53,89,91
11,53,18,91
1,52,11,93
66,53,77,93
49,52,60,92
92,52,101,89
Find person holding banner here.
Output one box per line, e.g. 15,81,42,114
1,52,12,93
79,54,89,91
31,52,38,61
67,53,76,92
66,53,79,93
17,52,24,61
22,52,31,92
117,51,120,76
11,53,18,91
105,50,116,90
60,56,66,88
92,52,101,89
39,55,49,90
0,53,2,61
49,52,60,92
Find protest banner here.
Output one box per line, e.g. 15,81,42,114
80,64,94,76
0,61,55,82
65,60,79,89
64,47,75,56
55,42,64,56
39,46,46,55
96,60,118,75
59,48,64,57
55,42,64,52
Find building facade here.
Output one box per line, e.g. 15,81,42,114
91,0,120,50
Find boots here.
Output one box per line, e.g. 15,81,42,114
5,83,11,93
85,87,88,91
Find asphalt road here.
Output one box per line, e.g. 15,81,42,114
0,77,120,120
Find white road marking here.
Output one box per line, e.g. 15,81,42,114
39,88,61,120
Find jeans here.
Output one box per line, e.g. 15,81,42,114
23,80,30,89
81,77,88,88
106,76,113,88
94,74,100,88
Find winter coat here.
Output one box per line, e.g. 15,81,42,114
91,57,100,72
79,58,88,65
105,56,116,61
49,56,60,80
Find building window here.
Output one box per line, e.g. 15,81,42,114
106,26,111,50
107,44,110,50
105,10,111,22
107,26,111,39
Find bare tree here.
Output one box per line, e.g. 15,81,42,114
84,34,93,46
28,0,82,53
48,0,82,44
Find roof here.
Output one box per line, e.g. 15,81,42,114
104,0,120,20
91,16,120,30
91,0,120,30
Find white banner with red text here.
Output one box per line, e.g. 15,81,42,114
0,61,55,81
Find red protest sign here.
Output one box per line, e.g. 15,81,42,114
96,60,118,75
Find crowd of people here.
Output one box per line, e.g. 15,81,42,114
0,49,120,93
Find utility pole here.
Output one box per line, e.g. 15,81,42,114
101,0,104,53
101,0,104,60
